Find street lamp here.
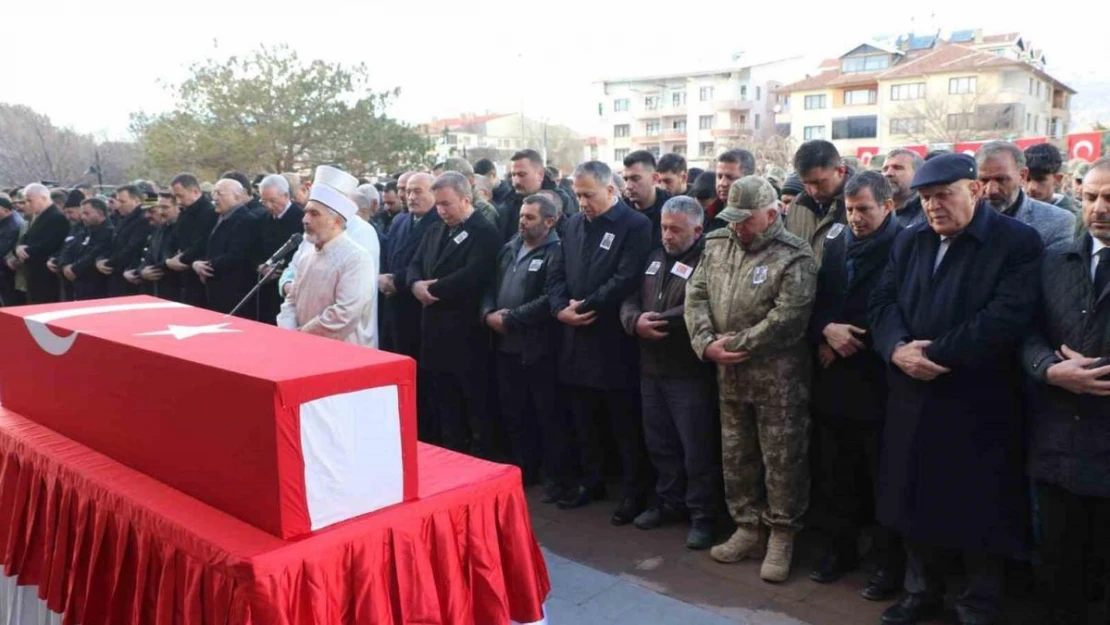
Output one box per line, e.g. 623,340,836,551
85,148,103,186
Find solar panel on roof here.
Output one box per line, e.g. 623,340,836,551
908,35,938,50
950,30,975,42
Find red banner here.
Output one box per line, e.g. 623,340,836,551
955,141,985,157
1068,132,1103,163
903,145,928,157
856,146,880,166
1015,136,1048,151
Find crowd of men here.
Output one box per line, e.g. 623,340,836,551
1,137,1108,624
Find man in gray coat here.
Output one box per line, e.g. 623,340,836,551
977,141,1075,252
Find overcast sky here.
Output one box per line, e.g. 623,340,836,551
3,0,1105,141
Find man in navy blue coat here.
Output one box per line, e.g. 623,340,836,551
192,179,260,318
869,154,1044,625
547,160,652,525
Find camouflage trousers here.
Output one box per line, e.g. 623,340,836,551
719,395,811,531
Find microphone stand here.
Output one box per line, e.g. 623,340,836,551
226,261,284,319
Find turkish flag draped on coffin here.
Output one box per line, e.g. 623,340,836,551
0,296,417,538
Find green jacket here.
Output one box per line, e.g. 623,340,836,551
474,198,500,228
685,219,817,406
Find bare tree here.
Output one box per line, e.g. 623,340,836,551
721,132,797,173
892,94,1014,145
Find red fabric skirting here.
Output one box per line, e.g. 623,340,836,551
0,409,549,625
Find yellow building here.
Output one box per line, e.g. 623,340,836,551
775,31,1075,156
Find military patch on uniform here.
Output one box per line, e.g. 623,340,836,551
600,232,615,250
81,236,90,245
65,236,75,243
670,262,693,280
453,230,469,244
645,260,661,275
528,258,544,272
752,265,768,285
826,223,845,239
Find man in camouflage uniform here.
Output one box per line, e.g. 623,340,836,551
685,176,817,583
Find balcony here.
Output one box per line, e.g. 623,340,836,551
661,131,688,142
661,106,688,117
631,134,664,145
710,126,746,138
636,108,665,120
712,99,754,112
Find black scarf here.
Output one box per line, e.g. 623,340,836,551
845,213,898,289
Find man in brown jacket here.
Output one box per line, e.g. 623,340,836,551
620,196,718,550
784,140,852,266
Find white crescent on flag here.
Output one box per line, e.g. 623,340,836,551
1073,140,1095,160
23,302,189,356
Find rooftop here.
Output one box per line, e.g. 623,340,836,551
418,113,512,134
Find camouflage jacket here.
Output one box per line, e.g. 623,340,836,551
685,219,817,406
474,198,501,228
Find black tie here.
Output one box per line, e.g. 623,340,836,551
1095,248,1110,297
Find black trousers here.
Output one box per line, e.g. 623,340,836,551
1036,480,1110,624
905,541,1004,622
496,352,568,485
0,268,22,306
180,272,207,308
421,366,490,457
641,374,720,520
566,385,650,500
816,416,904,571
256,280,283,325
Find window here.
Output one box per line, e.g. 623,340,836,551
1026,113,1032,131
843,89,877,105
740,85,748,99
673,144,687,155
803,125,826,140
756,86,762,100
614,124,630,138
1028,77,1034,95
889,118,924,135
1034,115,1040,133
646,120,662,136
698,115,714,130
615,148,630,162
614,98,630,112
649,146,662,158
831,115,877,139
699,86,714,101
672,119,687,133
644,95,662,110
949,76,977,94
840,54,890,73
672,91,687,107
754,114,761,130
804,94,827,110
976,104,1015,131
699,142,715,156
775,122,791,137
890,82,926,101
1036,81,1042,98
947,113,973,130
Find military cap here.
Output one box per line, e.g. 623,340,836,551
766,165,787,187
718,176,778,223
910,153,977,190
1072,160,1092,180
0,197,12,211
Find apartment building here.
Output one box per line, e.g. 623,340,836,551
775,31,1075,157
594,58,804,170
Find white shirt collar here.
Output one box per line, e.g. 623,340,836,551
274,201,291,220
1093,237,1108,257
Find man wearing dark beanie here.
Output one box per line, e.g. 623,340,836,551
780,174,804,214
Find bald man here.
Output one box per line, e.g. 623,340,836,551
192,179,261,317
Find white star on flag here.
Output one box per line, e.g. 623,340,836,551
135,323,242,340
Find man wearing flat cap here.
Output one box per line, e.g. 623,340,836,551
278,166,377,347
869,153,1044,625
685,176,817,583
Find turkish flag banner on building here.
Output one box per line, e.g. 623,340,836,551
856,146,880,166
1015,136,1048,151
903,145,928,157
955,141,986,157
0,296,418,539
1069,132,1103,163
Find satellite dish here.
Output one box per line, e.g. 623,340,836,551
772,104,783,114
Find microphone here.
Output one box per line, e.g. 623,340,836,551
264,232,303,268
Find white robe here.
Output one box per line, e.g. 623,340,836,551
276,232,378,347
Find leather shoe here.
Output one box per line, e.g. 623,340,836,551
633,504,686,530
611,497,645,526
880,593,943,625
556,483,606,510
540,481,565,504
809,547,859,584
861,566,905,602
686,519,714,550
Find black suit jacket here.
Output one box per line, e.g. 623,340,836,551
406,211,500,373
71,221,116,300
176,194,218,307
20,206,70,303
203,206,260,316
383,210,441,357
253,204,304,323
547,200,651,390
105,208,153,296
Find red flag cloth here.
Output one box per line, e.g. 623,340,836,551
0,410,550,625
856,146,880,166
1014,136,1048,150
955,141,986,157
1068,132,1103,163
903,145,928,157
0,297,417,539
